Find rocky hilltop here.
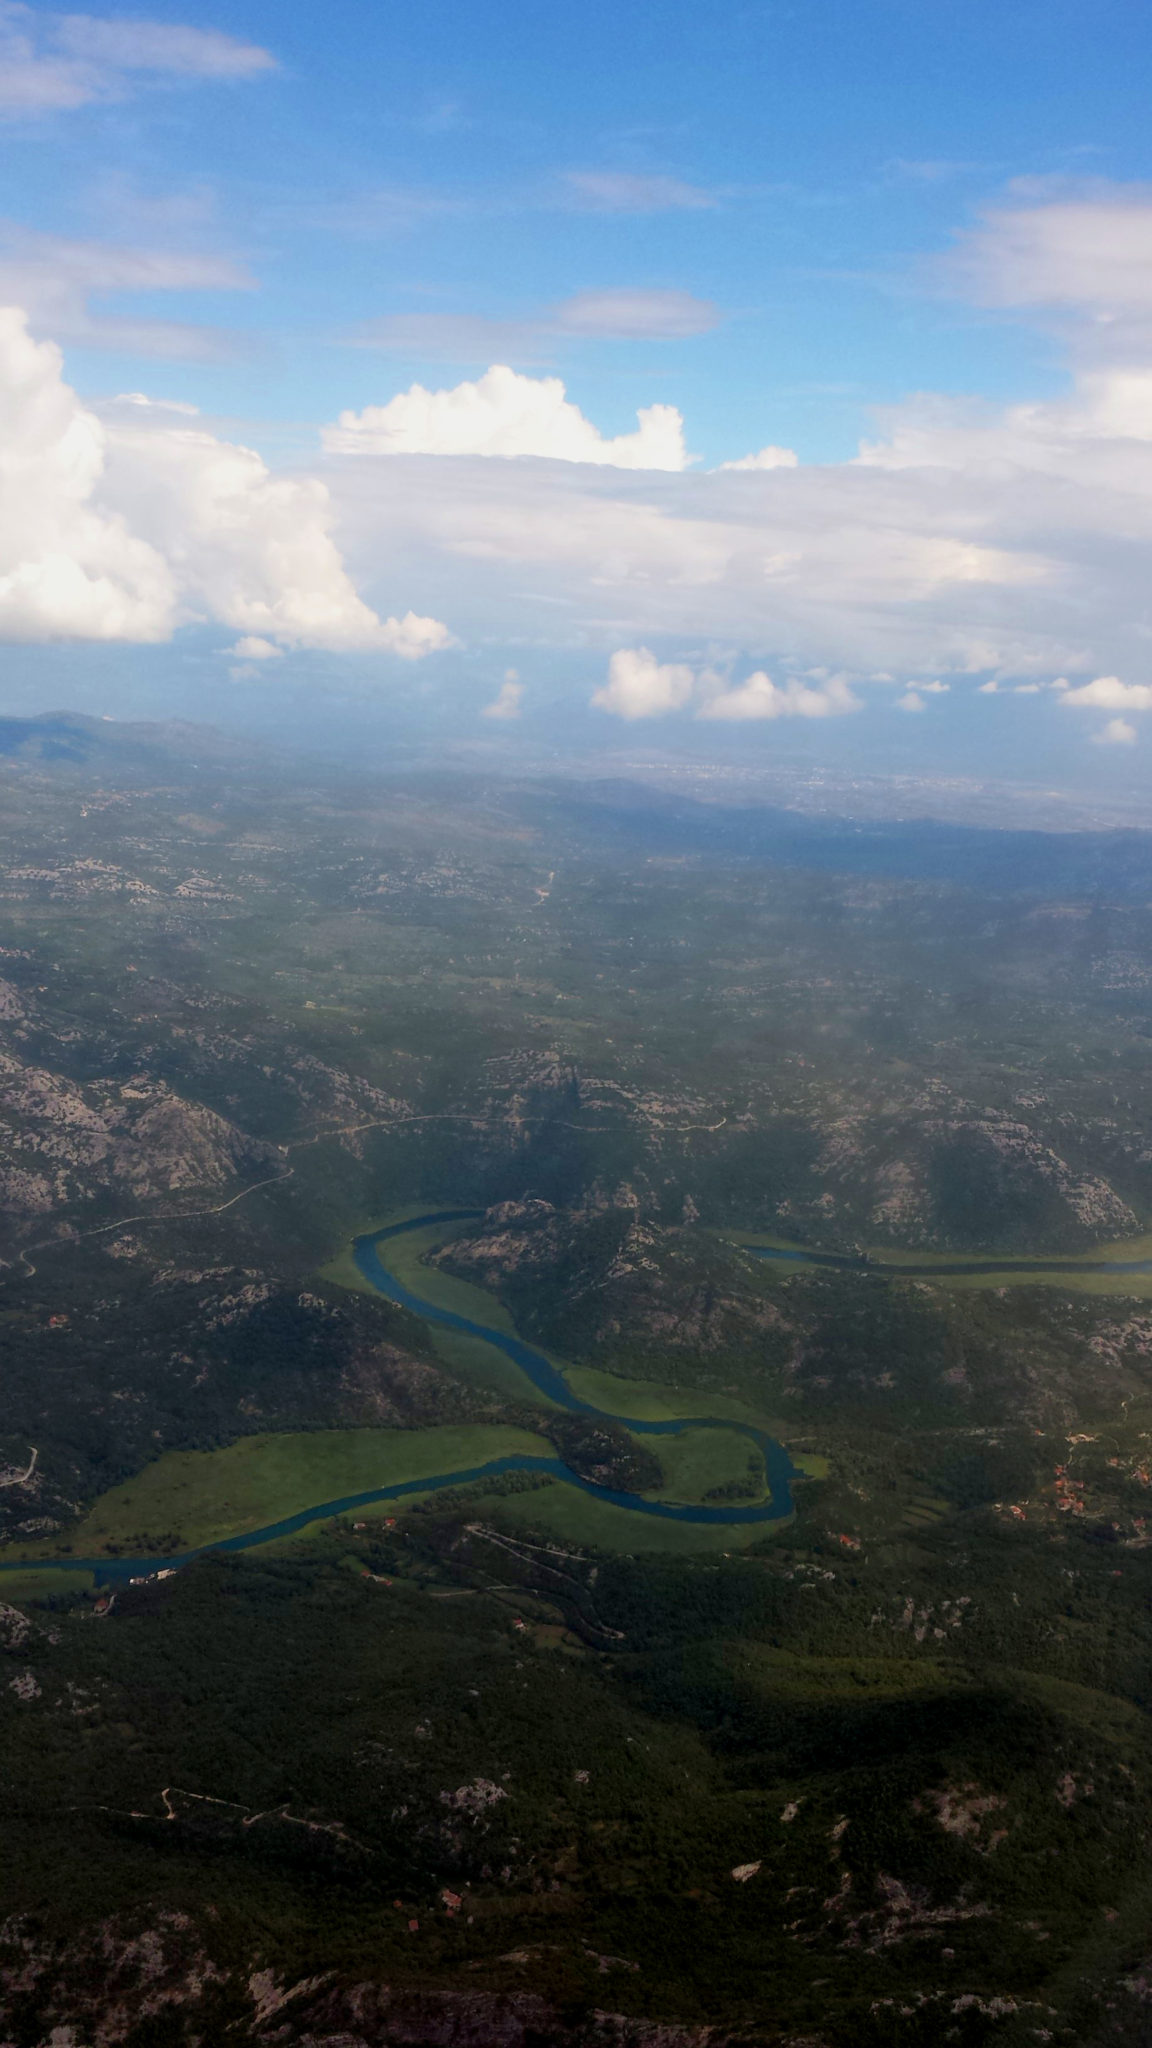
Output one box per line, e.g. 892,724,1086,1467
0,1054,276,1232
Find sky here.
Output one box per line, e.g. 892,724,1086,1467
4,0,1152,787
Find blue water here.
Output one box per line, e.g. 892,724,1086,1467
354,1209,801,1507
1,1210,803,1586
744,1245,1152,1277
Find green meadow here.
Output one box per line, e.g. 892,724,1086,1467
650,1424,767,1505
320,1211,565,1406
10,1423,547,1562
487,1476,787,1555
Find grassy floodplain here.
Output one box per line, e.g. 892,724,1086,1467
722,1227,1152,1297
652,1424,767,1505
563,1359,792,1433
320,1209,566,1407
2,1213,819,1578
485,1476,780,1555
9,1424,549,1563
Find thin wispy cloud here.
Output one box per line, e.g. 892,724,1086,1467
939,179,1152,357
563,170,716,213
0,3,276,114
883,157,981,184
0,223,252,356
350,289,720,362
552,289,718,338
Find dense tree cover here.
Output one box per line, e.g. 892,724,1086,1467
3,1521,1152,2046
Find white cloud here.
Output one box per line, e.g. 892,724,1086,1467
592,647,696,719
483,670,524,719
590,653,860,722
700,670,860,721
52,15,276,77
325,365,689,470
12,175,1132,711
0,4,275,114
117,391,200,416
948,183,1152,321
563,171,716,213
894,681,950,708
1094,717,1138,746
718,444,799,473
0,305,449,656
0,305,173,639
1057,676,1152,710
229,635,283,660
327,437,1052,680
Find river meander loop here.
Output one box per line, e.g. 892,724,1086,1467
1,1211,803,1585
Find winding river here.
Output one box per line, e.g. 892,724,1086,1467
744,1245,1152,1277
10,1209,1152,1588
0,1211,803,1586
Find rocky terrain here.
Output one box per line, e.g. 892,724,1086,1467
0,1050,276,1226
433,1197,1152,1438
0,1255,471,1545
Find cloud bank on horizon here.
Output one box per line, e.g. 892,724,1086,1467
311,186,1152,738
4,0,1152,752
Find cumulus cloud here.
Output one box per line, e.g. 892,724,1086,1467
228,635,283,660
10,174,1135,713
483,670,524,719
0,5,275,114
700,670,860,721
591,652,860,722
717,444,799,472
0,305,175,639
332,191,1152,682
897,681,949,710
321,190,1150,689
325,365,689,470
0,306,448,655
1095,717,1138,746
1057,675,1152,710
591,647,697,718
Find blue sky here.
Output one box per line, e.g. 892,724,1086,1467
4,0,1152,784
11,0,1143,450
